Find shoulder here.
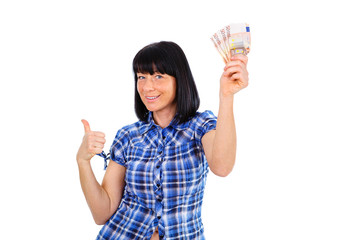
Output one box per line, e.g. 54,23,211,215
176,110,217,141
119,121,143,133
112,120,146,142
197,110,217,121
191,110,217,138
190,110,217,126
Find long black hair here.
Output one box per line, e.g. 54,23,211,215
132,41,200,124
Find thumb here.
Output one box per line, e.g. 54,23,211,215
81,119,91,133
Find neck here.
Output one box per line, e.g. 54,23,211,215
152,106,177,129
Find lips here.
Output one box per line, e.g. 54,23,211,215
145,95,160,101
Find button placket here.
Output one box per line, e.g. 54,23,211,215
153,129,164,221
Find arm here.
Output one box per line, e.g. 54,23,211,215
202,54,249,177
77,120,126,225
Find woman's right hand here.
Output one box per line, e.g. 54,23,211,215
76,119,106,164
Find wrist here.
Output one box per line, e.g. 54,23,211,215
76,156,91,166
219,92,234,103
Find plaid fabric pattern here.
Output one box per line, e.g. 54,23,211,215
97,111,217,240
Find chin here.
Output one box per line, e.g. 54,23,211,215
144,105,158,112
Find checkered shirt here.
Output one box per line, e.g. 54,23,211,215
96,110,217,240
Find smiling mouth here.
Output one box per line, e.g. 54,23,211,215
146,95,160,100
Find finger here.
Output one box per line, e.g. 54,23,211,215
223,65,244,77
224,57,247,71
87,134,105,144
231,54,248,64
224,61,239,70
230,73,248,83
95,137,106,144
230,73,242,80
93,131,105,138
81,119,91,133
236,73,249,86
93,145,104,154
89,144,102,153
93,143,105,150
92,148,103,155
224,59,246,71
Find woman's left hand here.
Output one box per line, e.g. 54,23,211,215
220,54,249,97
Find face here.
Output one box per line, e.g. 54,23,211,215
137,72,177,115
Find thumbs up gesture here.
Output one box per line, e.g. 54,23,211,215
76,119,106,163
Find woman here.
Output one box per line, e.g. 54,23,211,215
76,41,249,239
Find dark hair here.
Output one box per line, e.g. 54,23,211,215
132,41,200,124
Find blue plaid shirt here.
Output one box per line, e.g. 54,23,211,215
97,110,217,240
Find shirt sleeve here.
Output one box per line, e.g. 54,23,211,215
109,128,129,167
197,110,217,139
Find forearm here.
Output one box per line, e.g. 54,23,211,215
204,54,248,177
212,95,236,175
77,161,112,224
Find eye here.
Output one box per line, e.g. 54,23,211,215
137,75,145,80
155,75,163,79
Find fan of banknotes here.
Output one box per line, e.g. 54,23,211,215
211,23,251,63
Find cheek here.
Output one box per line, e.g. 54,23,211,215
136,82,142,94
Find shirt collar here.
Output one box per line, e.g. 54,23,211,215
138,112,191,134
138,112,155,135
169,113,190,130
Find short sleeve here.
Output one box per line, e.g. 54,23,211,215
109,128,129,167
197,110,217,139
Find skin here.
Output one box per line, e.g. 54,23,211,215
77,120,126,225
202,54,249,176
136,72,177,128
76,54,249,238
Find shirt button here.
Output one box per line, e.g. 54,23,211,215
156,183,161,187
156,165,160,169
157,215,161,219
157,198,162,202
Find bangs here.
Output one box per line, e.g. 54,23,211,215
132,43,176,76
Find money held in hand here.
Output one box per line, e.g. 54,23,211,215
211,23,251,63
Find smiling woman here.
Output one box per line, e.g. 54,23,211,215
77,41,249,239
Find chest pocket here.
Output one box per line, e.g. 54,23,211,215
125,145,157,199
163,140,204,197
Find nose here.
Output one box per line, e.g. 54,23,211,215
143,78,155,91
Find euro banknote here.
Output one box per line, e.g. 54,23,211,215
211,23,251,63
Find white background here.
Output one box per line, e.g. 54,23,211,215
1,0,359,239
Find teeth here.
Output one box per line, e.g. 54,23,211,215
147,96,158,100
